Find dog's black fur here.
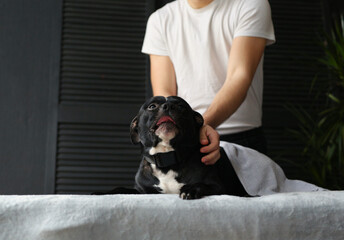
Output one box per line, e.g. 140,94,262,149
94,96,248,199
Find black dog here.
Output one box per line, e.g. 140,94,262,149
95,96,248,199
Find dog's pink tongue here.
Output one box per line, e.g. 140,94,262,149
157,116,175,126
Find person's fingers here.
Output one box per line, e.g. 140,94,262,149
200,126,219,153
199,125,220,165
201,148,221,165
199,125,209,146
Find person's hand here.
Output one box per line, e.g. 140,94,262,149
199,125,220,165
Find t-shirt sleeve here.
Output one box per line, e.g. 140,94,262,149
141,11,169,56
234,0,276,45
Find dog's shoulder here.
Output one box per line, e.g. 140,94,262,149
134,159,160,193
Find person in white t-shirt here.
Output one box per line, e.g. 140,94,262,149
142,0,275,165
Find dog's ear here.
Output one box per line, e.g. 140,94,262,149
193,111,204,128
130,116,140,144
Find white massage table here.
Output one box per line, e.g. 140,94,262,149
1,143,343,239
0,192,343,240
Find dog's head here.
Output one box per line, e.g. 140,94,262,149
130,96,203,155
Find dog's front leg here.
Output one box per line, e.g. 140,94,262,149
179,183,224,200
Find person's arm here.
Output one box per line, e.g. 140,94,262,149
150,55,177,97
203,36,267,128
200,36,267,165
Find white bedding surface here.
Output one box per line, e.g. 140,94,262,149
1,192,344,240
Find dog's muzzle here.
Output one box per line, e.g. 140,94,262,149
153,115,178,136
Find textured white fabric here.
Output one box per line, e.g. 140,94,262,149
142,0,275,134
0,143,341,240
1,192,343,240
220,141,327,196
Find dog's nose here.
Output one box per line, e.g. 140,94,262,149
162,102,175,111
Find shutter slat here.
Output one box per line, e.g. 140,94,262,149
59,0,147,106
56,0,149,193
56,122,141,193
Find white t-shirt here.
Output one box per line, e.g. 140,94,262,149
142,0,275,135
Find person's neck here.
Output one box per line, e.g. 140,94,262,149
187,0,214,9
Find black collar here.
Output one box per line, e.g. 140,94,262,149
144,142,201,168
145,151,179,168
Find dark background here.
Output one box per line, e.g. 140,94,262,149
0,0,342,194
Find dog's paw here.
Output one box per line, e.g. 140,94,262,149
179,184,205,200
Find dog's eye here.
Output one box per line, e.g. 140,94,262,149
148,103,158,110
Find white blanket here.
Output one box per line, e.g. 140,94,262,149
1,192,343,240
220,142,326,196
1,143,341,240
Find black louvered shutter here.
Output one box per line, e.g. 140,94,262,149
56,0,153,193
263,0,326,177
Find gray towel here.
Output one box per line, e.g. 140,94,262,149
220,141,327,196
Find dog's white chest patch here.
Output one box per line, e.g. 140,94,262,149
151,164,184,194
149,140,174,155
149,130,175,155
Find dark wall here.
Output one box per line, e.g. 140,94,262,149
0,0,61,194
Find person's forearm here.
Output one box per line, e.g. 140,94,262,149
203,37,266,129
203,70,252,129
150,55,177,97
